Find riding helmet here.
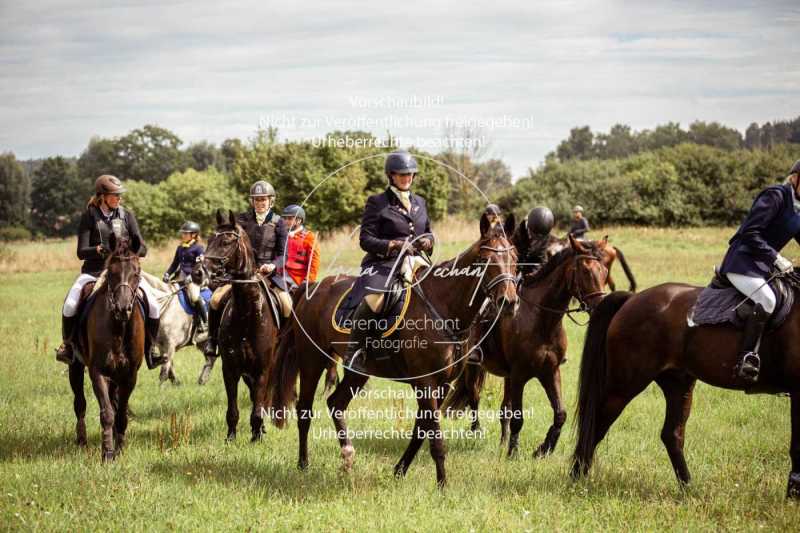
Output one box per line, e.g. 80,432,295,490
95,175,126,195
282,204,305,222
250,180,276,197
384,150,418,182
180,221,201,234
527,206,554,236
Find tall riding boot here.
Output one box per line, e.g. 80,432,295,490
55,315,77,364
342,300,378,374
144,317,166,370
736,303,769,383
204,307,220,357
196,301,209,332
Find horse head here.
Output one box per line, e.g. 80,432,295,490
477,211,519,316
105,231,142,322
565,234,609,311
203,209,254,286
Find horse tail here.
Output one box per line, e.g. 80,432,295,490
268,326,299,429
572,291,632,477
613,246,637,292
442,363,487,414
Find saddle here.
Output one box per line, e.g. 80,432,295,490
688,268,796,331
257,277,283,329
332,278,410,337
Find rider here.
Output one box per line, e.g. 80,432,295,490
719,159,800,383
204,180,292,358
279,204,320,290
163,221,208,331
342,150,433,372
515,206,556,277
569,205,590,239
55,175,165,369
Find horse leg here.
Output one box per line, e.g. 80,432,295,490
416,384,447,488
69,361,87,446
198,354,216,385
468,395,480,432
297,364,324,470
114,379,135,457
395,384,448,478
327,370,369,472
250,371,268,443
499,377,511,445
606,272,616,292
787,392,800,498
534,366,567,458
506,377,528,458
323,364,339,396
89,368,115,462
571,392,636,478
655,371,696,486
222,360,239,441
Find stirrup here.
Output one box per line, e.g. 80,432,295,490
145,349,166,370
343,349,366,373
737,351,760,382
203,340,218,358
466,346,483,365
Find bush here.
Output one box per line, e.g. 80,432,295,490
0,226,32,241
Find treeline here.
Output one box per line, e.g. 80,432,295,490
554,117,800,161
500,142,800,227
0,125,513,242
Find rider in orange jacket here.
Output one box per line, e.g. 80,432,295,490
280,205,320,289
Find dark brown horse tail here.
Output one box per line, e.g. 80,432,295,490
268,326,299,429
613,246,637,292
572,291,632,476
441,363,487,414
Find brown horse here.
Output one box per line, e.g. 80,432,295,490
203,210,280,442
571,281,800,499
69,232,146,461
444,236,610,458
545,235,636,292
270,213,519,486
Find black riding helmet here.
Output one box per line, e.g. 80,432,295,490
526,206,554,237
180,221,201,234
385,150,418,186
282,204,305,222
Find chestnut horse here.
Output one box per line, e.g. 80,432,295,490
269,213,518,487
572,280,800,499
444,236,609,457
202,210,281,442
69,233,146,461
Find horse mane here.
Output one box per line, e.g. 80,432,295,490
141,271,169,293
434,222,512,272
522,242,601,287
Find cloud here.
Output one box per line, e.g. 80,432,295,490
1,0,798,176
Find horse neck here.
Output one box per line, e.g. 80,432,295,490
521,257,573,326
420,242,484,329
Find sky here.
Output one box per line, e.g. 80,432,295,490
1,0,799,177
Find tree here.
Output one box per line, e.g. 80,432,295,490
687,121,742,151
115,125,188,183
0,152,31,228
186,141,220,171
745,122,761,150
77,137,120,181
556,126,595,161
30,157,88,237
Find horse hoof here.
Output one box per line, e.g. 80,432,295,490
533,445,550,459
787,472,800,499
198,367,212,385
250,433,262,443
298,459,309,471
393,463,407,478
102,451,115,463
225,433,236,443
341,444,355,472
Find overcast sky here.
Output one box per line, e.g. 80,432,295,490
1,0,798,176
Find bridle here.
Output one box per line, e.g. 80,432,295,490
529,251,608,323
478,243,518,297
204,228,256,283
107,255,140,313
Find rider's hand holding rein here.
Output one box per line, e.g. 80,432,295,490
259,263,276,275
775,254,793,274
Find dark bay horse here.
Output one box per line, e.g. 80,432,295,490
69,233,145,461
444,236,610,458
545,235,636,292
203,210,281,442
269,213,518,486
571,280,800,498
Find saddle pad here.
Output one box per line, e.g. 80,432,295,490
178,287,212,315
688,278,793,330
332,282,412,338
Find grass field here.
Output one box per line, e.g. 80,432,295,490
2,226,800,531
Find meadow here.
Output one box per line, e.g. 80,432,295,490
2,225,800,531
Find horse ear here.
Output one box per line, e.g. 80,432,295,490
228,210,236,227
130,234,141,254
479,212,490,237
503,213,516,240
108,231,117,254
569,233,587,253
599,235,609,249
216,209,225,226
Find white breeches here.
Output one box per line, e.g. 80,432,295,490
62,272,160,318
726,273,777,314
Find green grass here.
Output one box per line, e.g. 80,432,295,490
2,227,800,531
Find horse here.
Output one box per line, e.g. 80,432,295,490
69,232,146,461
269,212,519,487
545,235,636,292
139,270,207,386
443,236,610,457
571,278,800,499
202,210,281,442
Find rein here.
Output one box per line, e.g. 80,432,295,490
107,255,140,312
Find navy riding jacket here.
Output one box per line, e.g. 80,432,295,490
166,241,205,278
720,183,800,278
